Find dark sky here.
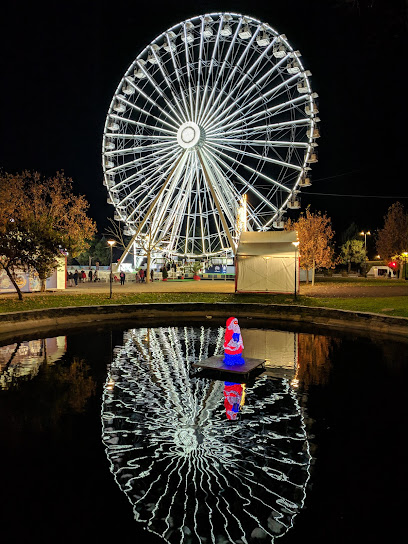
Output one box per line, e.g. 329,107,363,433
1,0,407,242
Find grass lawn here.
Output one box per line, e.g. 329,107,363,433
0,289,407,318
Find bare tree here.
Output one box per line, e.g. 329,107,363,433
105,219,170,283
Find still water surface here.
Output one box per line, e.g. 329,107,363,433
0,321,407,544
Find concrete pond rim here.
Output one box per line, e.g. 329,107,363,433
0,302,407,344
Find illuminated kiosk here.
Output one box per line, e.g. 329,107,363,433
236,230,299,293
102,12,319,265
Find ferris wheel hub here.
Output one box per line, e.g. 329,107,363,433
177,121,203,149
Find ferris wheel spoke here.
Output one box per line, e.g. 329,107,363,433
205,142,292,194
106,143,179,176
117,92,179,132
206,95,309,135
203,50,291,131
205,72,300,133
149,153,189,236
167,41,191,121
198,149,236,251
209,140,303,172
105,133,174,141
201,24,266,127
234,55,293,107
208,138,309,149
166,162,193,252
211,204,228,251
126,70,182,128
194,17,205,122
201,148,240,215
196,175,206,254
154,37,189,124
196,16,224,124
125,151,187,227
182,23,196,120
203,146,272,224
207,117,312,141
109,113,176,137
206,72,301,134
105,141,177,157
201,27,275,127
196,17,244,126
199,149,237,230
112,149,181,198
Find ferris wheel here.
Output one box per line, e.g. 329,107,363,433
102,12,320,259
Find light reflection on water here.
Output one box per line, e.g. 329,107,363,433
0,336,66,389
2,324,407,543
102,326,311,544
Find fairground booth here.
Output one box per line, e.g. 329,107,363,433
235,231,299,294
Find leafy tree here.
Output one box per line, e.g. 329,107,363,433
376,202,408,276
0,171,96,298
75,235,111,266
285,207,336,284
339,239,366,273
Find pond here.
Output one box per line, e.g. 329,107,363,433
0,319,407,544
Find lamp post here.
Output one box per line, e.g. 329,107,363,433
360,230,371,252
403,252,408,281
107,240,116,299
292,241,300,298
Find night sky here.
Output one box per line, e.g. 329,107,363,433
1,0,407,244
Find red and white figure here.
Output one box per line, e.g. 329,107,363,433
223,317,245,365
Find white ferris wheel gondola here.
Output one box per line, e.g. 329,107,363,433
102,12,319,261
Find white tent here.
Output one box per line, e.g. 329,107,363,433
236,231,299,293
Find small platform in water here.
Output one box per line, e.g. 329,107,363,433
193,356,265,377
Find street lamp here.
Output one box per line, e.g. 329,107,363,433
107,240,116,299
292,241,300,298
403,252,408,281
360,231,371,252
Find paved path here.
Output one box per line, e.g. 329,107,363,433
2,278,407,299
58,279,408,298
60,279,236,294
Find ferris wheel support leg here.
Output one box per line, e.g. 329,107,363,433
197,150,236,254
116,152,186,268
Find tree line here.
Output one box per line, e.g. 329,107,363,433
1,170,407,298
285,202,408,283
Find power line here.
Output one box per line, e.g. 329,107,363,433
304,192,408,199
312,168,365,182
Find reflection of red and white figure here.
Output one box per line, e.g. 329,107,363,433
223,317,245,365
223,382,245,420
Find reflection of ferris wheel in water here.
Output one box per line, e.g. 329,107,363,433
102,326,311,544
102,13,320,259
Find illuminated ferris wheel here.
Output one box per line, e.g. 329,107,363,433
102,12,320,258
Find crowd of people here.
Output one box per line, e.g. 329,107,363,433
66,265,171,286
67,269,101,286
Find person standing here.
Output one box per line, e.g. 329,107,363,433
140,268,145,283
73,270,78,286
150,268,154,282
88,269,93,282
120,271,126,285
